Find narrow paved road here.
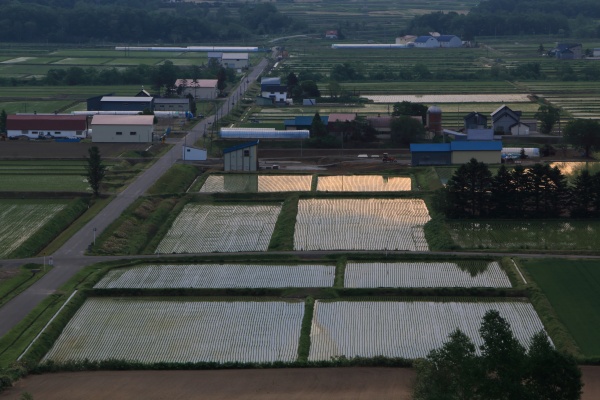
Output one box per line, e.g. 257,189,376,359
0,58,270,337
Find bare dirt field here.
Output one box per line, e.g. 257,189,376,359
0,141,158,159
1,366,598,400
0,368,415,400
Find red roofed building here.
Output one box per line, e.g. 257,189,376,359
7,115,88,139
325,30,338,39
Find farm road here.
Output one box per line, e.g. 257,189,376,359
0,58,270,338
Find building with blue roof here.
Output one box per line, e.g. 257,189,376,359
437,35,462,48
223,141,259,171
284,115,328,130
410,141,501,165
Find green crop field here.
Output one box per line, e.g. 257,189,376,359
522,259,600,358
447,220,600,250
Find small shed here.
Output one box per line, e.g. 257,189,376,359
221,53,249,69
410,143,452,166
451,141,502,164
182,146,207,161
224,141,259,172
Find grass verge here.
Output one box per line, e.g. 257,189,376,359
268,194,299,251
297,297,314,362
0,264,47,308
146,164,199,195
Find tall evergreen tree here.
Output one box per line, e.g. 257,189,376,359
86,146,106,197
445,158,493,217
0,109,7,133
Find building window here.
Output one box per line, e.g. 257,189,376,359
116,132,123,135
130,132,137,135
76,131,82,136
243,150,250,157
54,132,61,135
32,131,38,135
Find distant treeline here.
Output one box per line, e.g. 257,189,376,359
0,1,299,43
407,0,600,38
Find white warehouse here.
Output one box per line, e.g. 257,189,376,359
90,115,155,143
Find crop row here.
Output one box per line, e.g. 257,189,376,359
294,199,430,251
155,204,281,253
317,176,411,192
308,301,546,360
43,299,304,363
0,201,67,257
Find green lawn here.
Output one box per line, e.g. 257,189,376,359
522,259,600,358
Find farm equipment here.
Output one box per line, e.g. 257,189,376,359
382,153,397,163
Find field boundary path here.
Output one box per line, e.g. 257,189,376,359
0,58,270,337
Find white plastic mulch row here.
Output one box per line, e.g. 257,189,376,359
317,176,412,192
293,199,431,251
199,175,313,193
308,301,547,361
0,203,66,257
43,299,304,363
94,264,335,289
344,261,512,288
156,204,281,253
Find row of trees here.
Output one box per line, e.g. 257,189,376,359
436,159,600,218
414,310,581,400
0,2,297,43
308,112,377,148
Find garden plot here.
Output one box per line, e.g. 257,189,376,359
44,298,304,363
95,263,335,289
344,261,511,288
199,174,312,193
308,301,547,361
156,204,281,253
294,199,430,251
0,200,67,257
317,176,411,192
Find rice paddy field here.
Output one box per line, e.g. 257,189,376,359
344,261,511,288
522,259,600,358
293,199,430,251
0,161,90,192
198,174,313,193
94,263,336,289
155,203,281,253
316,175,411,192
308,300,547,360
447,220,600,250
43,298,305,363
0,199,68,257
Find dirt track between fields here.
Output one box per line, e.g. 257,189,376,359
2,366,599,399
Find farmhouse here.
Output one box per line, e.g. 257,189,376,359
90,115,154,143
221,53,249,70
413,36,439,48
260,77,288,104
550,43,582,59
99,96,154,112
491,105,522,134
6,115,88,139
224,141,259,172
464,112,488,130
175,79,218,99
154,98,190,113
510,122,530,136
325,30,338,39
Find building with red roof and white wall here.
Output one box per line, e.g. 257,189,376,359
6,115,88,140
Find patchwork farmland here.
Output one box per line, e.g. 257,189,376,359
308,301,548,360
294,199,430,251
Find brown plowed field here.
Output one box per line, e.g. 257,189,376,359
0,141,154,159
1,366,599,400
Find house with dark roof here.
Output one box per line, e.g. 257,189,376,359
7,115,88,139
325,30,338,39
491,105,522,134
550,43,582,60
260,77,288,104
464,112,488,130
413,36,439,48
437,35,462,48
99,96,154,112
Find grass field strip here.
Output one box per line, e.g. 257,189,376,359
156,204,281,253
94,264,335,289
344,261,511,288
447,220,600,250
317,176,411,192
43,299,304,363
0,202,67,257
308,301,548,360
199,175,312,193
364,94,531,103
294,199,430,251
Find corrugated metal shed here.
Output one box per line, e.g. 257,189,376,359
223,141,259,154
451,141,502,151
410,143,451,152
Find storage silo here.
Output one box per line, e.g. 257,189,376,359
426,105,443,136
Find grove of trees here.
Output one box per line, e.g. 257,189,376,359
435,158,600,218
413,310,582,400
